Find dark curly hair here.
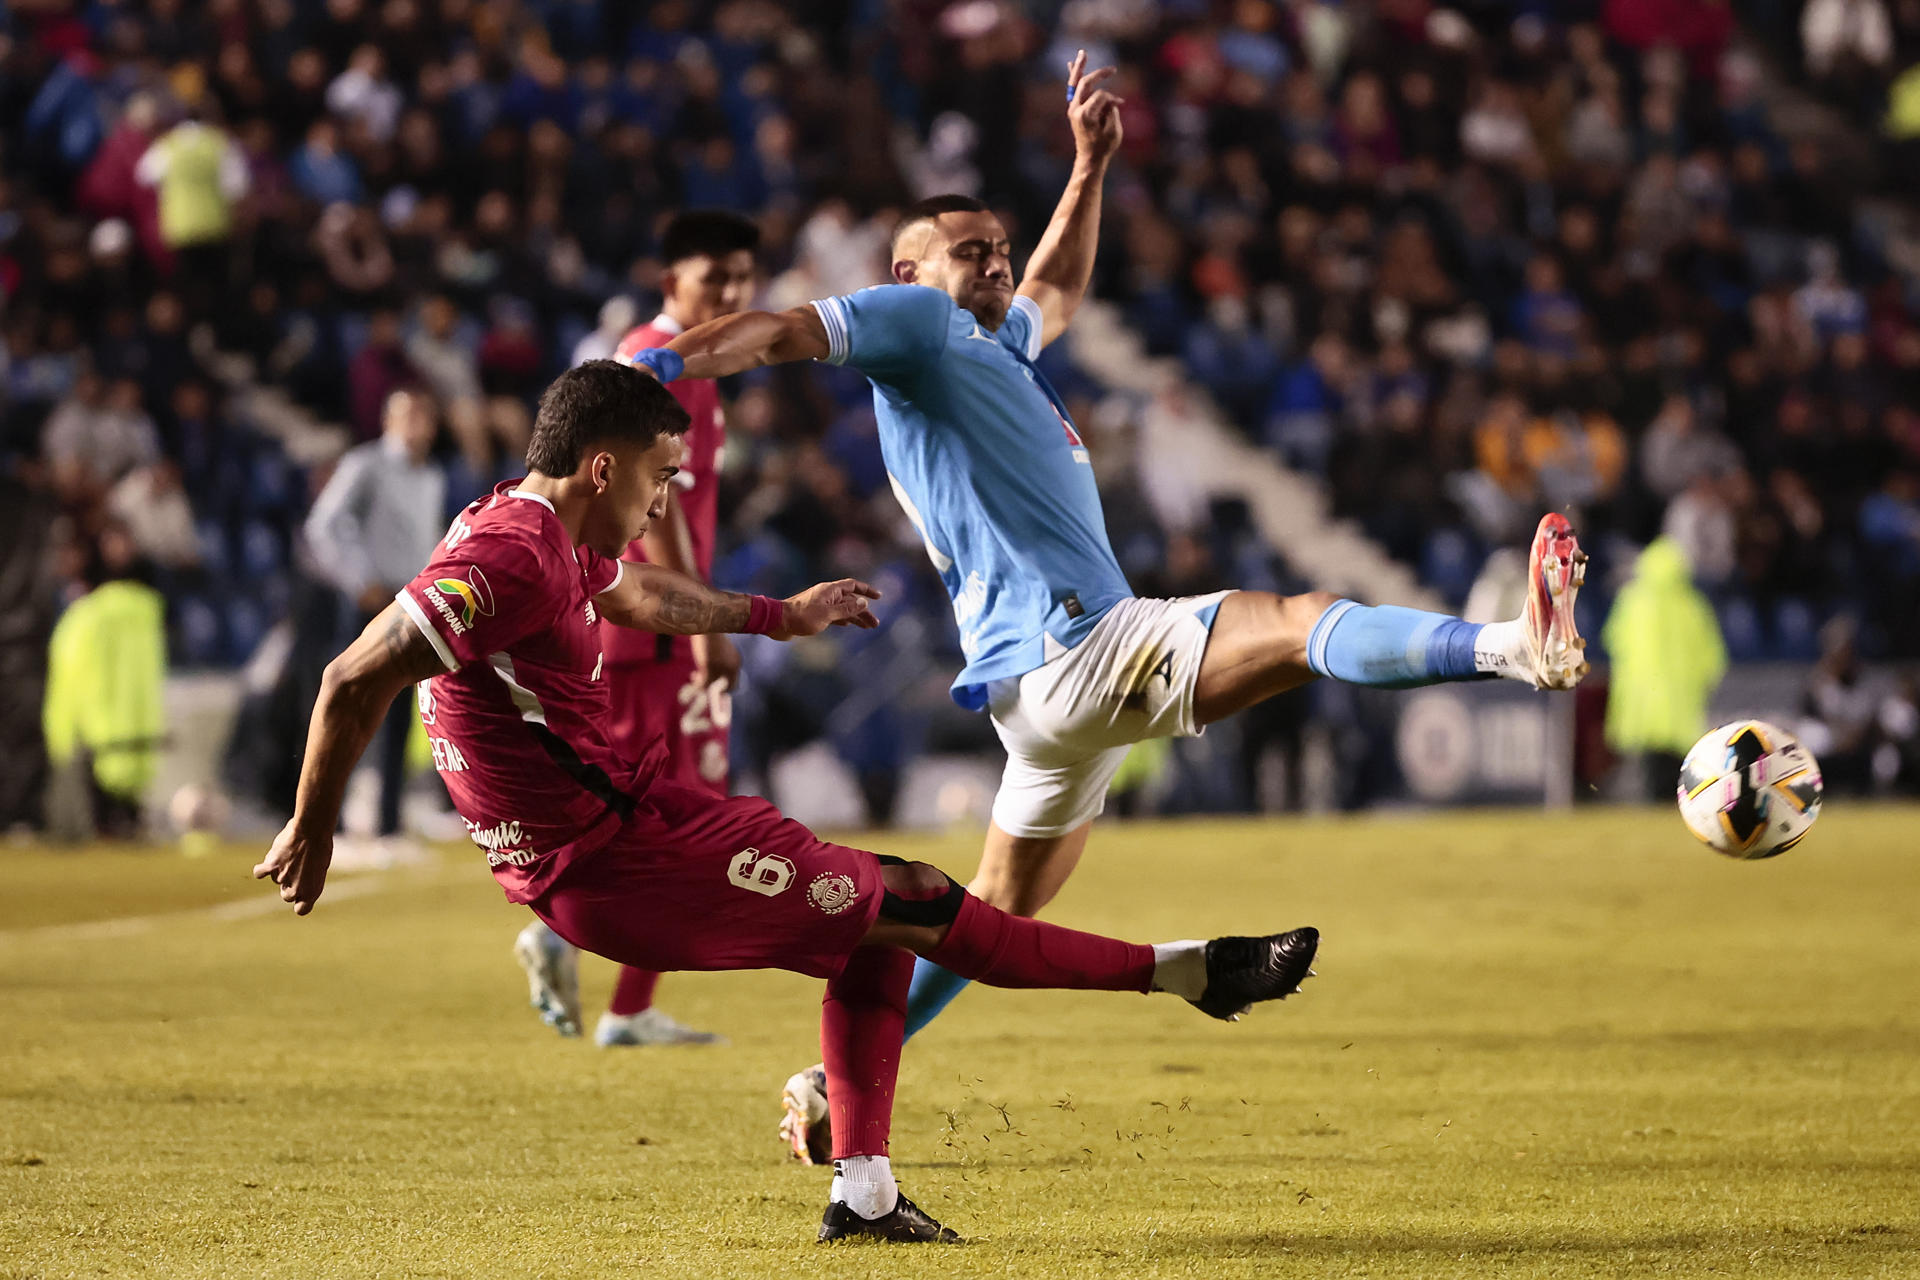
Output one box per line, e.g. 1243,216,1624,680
661,209,761,266
525,360,691,477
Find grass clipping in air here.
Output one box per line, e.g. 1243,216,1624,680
2,807,1918,1278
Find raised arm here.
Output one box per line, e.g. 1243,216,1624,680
597,560,880,641
1017,50,1124,349
254,604,449,914
644,306,830,381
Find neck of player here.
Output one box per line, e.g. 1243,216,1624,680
515,472,588,545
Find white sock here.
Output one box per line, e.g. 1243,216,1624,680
1149,941,1209,1001
830,1155,898,1219
1473,618,1529,680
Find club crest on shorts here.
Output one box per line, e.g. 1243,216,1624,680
808,872,859,916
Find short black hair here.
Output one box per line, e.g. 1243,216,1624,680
526,360,691,476
890,194,990,258
660,210,761,267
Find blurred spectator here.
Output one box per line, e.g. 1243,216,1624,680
135,101,249,314
42,374,162,503
43,523,167,839
106,462,201,571
1641,394,1740,502
572,296,640,367
1801,619,1879,793
347,307,418,441
1602,537,1728,799
407,293,489,471
302,389,445,844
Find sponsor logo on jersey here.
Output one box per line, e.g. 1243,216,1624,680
466,817,535,865
808,872,860,916
430,566,496,632
416,681,437,725
429,737,469,772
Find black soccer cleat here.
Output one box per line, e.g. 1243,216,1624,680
1191,927,1320,1021
818,1192,963,1244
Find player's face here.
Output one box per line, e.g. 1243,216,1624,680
663,250,757,329
898,212,1014,329
582,433,686,557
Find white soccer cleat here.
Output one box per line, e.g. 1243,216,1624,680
779,1064,832,1166
594,1008,726,1048
513,920,581,1038
1521,512,1589,691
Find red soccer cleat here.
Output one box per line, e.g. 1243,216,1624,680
1522,512,1589,690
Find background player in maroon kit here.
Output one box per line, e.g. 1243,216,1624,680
513,211,760,1047
255,360,1319,1243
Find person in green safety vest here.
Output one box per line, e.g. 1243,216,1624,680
1602,536,1727,800
43,524,167,838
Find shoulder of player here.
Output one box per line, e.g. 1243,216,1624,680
456,503,573,572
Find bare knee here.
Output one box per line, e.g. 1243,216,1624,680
968,856,1055,917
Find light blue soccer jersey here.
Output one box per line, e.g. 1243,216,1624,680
812,285,1133,709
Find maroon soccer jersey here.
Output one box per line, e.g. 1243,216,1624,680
396,482,665,903
612,316,724,581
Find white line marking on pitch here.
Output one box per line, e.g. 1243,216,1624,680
0,865,461,945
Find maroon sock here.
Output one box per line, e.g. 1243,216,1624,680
821,946,915,1160
925,892,1156,993
608,967,660,1017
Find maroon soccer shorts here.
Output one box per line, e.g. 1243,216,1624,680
530,778,885,980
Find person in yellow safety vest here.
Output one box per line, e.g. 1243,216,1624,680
43,526,167,838
1602,536,1727,800
134,99,248,318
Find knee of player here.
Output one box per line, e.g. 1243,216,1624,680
877,857,965,926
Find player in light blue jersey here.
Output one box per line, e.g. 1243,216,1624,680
628,52,1588,1163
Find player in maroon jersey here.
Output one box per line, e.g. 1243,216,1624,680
513,211,760,1047
255,360,1319,1243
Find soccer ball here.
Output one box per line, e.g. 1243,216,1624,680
1676,720,1823,859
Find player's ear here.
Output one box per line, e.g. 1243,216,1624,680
587,449,614,494
891,259,917,285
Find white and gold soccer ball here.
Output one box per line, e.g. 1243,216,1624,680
1677,720,1823,859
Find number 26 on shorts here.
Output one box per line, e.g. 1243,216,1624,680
728,847,795,897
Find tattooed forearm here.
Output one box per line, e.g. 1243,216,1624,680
656,589,711,633
650,587,750,635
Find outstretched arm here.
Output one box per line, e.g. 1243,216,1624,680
1017,50,1124,349
254,604,449,914
658,306,831,381
640,487,741,692
597,561,880,640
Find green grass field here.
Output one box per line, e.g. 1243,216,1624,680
3,807,1918,1279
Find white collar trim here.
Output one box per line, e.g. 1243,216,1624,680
507,487,556,513
649,313,686,336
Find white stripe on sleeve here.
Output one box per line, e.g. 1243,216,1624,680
810,298,850,365
395,590,458,671
1011,294,1045,360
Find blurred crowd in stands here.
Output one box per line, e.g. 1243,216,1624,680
5,0,1920,830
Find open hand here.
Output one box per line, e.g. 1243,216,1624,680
772,578,882,640
253,819,333,916
1066,49,1124,163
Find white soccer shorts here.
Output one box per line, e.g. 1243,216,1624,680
986,592,1233,839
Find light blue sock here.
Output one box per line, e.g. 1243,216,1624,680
1305,600,1491,689
903,959,972,1040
